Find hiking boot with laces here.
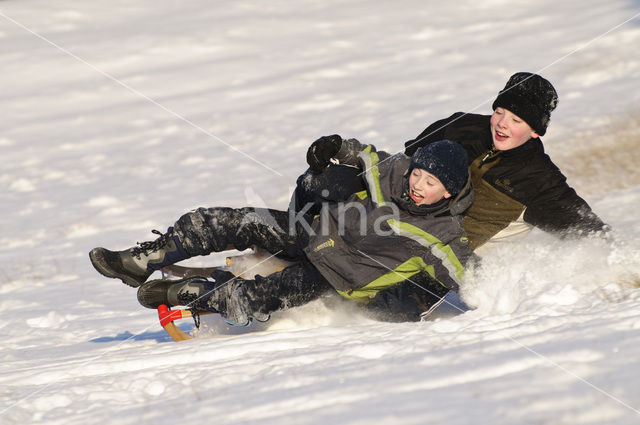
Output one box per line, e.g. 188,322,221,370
89,229,189,287
137,276,216,309
137,271,268,326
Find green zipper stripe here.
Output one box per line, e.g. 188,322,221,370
387,218,464,283
358,146,385,207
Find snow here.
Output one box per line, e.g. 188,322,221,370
1,0,640,424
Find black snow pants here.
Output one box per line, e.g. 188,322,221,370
171,207,333,316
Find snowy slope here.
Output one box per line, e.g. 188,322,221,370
1,1,640,424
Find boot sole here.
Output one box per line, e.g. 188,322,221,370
89,248,146,288
137,279,173,309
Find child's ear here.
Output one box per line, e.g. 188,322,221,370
444,191,452,199
531,129,540,139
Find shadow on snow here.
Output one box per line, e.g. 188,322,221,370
89,324,196,343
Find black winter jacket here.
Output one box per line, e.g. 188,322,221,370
404,112,606,250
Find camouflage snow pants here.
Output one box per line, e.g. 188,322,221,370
171,207,332,316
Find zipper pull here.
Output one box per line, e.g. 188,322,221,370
479,147,498,167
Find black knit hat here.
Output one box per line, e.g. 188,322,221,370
408,140,469,195
492,72,558,136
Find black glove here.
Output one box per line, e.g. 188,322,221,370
306,134,343,173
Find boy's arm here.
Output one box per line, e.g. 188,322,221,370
426,236,469,292
306,135,389,172
362,236,469,322
384,221,469,293
364,274,450,322
524,172,608,237
404,112,466,156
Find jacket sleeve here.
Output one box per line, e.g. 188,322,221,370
523,168,608,237
404,112,466,156
384,219,469,293
364,274,451,322
426,234,471,292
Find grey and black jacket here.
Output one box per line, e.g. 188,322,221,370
304,139,474,303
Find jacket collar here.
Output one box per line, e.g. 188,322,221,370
489,137,545,160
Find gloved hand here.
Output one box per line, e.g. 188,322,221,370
306,134,343,173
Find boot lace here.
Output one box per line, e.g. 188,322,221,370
176,291,202,329
131,229,172,259
177,280,218,330
176,278,217,312
177,290,200,307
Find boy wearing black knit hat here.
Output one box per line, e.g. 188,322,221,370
405,72,607,251
301,72,606,253
91,139,474,323
492,72,558,138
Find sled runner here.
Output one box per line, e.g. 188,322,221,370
157,304,213,341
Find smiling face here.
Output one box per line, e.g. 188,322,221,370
408,168,451,206
490,107,540,151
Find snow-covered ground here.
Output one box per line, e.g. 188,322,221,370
2,1,640,424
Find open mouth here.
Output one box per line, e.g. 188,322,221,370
410,188,424,203
495,130,509,142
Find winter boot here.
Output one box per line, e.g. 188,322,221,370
137,271,267,326
137,276,216,309
89,229,189,287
